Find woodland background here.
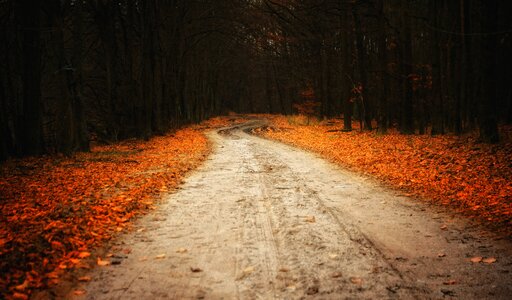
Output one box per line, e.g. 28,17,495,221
1,0,511,160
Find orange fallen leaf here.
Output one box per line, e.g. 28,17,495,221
74,290,86,295
12,292,29,300
155,254,166,259
97,258,111,266
482,257,496,264
78,251,91,258
350,277,363,285
470,256,483,263
78,276,91,282
14,280,29,292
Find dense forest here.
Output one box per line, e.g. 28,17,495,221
1,0,511,160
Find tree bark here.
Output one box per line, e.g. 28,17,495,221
478,0,499,143
19,0,44,156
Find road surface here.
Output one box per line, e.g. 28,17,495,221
60,121,511,299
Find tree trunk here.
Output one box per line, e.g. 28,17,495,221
478,0,499,143
430,0,444,135
399,0,414,134
353,6,372,130
19,0,44,156
377,0,388,134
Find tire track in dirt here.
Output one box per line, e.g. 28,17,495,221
54,120,511,299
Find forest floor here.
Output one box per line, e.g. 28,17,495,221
1,115,511,299
31,118,512,299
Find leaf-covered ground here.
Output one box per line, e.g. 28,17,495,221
256,115,512,235
0,120,237,299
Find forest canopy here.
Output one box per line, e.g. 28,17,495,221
1,0,511,160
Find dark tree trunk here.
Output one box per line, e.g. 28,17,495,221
71,0,90,151
430,0,444,135
377,0,388,134
478,0,499,143
19,0,44,156
399,0,414,134
353,6,372,130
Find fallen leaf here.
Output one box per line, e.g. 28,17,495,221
14,280,29,292
305,216,316,223
74,290,86,295
176,248,187,253
440,225,448,230
482,257,496,264
443,279,457,285
155,254,166,259
328,253,338,259
243,266,254,274
437,253,446,257
470,256,482,263
12,292,29,300
331,271,342,278
190,267,203,273
350,277,363,285
97,258,111,266
279,267,289,272
78,251,91,258
78,276,91,282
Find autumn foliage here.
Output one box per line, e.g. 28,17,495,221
256,115,512,233
0,127,210,299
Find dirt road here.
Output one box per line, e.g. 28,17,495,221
70,121,511,299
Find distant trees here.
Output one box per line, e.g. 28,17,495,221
1,0,510,160
248,0,511,141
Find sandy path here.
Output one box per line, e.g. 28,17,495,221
72,121,511,299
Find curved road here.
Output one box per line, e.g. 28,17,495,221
67,121,511,299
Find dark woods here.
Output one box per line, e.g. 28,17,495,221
1,0,511,160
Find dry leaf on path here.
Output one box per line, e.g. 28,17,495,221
78,276,91,282
305,216,316,223
74,290,86,295
470,256,483,263
176,248,188,253
190,267,203,273
350,277,363,285
155,254,166,259
328,253,338,259
243,266,254,274
331,272,343,278
97,258,111,266
482,257,497,264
